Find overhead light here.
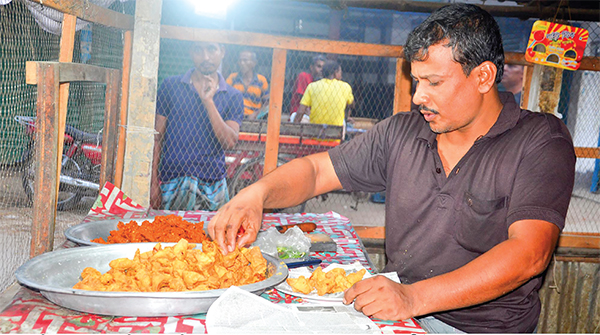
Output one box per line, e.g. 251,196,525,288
188,0,237,20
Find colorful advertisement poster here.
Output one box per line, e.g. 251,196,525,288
525,20,588,70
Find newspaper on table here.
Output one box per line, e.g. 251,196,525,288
206,262,402,334
206,286,380,334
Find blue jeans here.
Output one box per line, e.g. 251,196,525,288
416,316,465,334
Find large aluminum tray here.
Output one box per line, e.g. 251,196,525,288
15,243,288,316
64,216,208,246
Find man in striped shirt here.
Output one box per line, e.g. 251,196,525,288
226,50,270,120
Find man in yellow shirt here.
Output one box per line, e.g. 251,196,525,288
294,60,354,126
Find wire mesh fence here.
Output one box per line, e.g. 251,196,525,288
0,0,599,293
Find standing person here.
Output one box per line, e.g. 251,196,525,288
501,64,525,105
293,60,354,127
208,3,576,333
150,41,244,211
226,50,270,120
289,54,326,122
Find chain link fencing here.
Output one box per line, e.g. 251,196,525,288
0,0,599,292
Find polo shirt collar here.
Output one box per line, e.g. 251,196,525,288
181,68,228,92
416,91,522,145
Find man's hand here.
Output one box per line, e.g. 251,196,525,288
207,187,264,254
197,74,219,102
343,275,419,321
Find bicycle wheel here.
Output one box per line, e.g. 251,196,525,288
22,149,83,211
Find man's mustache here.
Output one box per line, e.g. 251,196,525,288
419,105,439,114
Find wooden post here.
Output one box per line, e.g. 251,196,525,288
521,65,534,110
56,14,77,197
264,48,287,175
114,30,133,188
121,0,163,206
99,70,121,188
30,63,59,258
393,57,412,114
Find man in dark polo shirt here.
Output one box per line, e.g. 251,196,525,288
150,41,244,211
208,4,575,333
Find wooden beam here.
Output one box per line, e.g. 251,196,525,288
558,233,600,249
114,30,133,188
161,26,404,58
505,52,599,72
574,147,600,159
159,28,600,72
300,0,600,23
25,62,113,84
29,63,59,257
354,227,600,250
393,57,412,114
56,14,76,202
27,0,133,30
263,49,287,175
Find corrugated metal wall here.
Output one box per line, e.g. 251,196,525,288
538,259,600,333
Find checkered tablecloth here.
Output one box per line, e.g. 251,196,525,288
0,183,425,334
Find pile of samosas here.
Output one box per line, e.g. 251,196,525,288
73,239,267,292
92,215,209,244
286,267,366,296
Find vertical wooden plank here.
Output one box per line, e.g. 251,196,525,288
122,0,163,207
113,30,133,188
521,65,534,110
393,57,412,114
30,63,59,257
56,14,77,196
99,70,121,188
263,48,287,175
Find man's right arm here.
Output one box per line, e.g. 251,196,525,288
294,104,310,123
208,151,342,253
150,114,167,209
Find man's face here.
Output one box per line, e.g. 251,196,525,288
190,42,224,75
310,60,325,79
501,64,524,89
238,51,256,75
334,67,342,80
411,43,483,134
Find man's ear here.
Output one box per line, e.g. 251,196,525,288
475,61,497,94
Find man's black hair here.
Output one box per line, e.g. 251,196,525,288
322,60,341,79
312,55,327,65
404,3,505,83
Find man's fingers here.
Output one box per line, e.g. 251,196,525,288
343,276,374,304
224,211,251,252
213,212,235,254
237,216,260,248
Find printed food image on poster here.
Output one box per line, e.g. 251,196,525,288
525,20,588,70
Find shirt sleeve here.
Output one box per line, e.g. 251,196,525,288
226,73,235,86
156,80,170,118
296,73,311,95
261,75,270,98
329,116,401,192
345,82,354,105
224,89,244,126
506,116,576,230
300,83,313,107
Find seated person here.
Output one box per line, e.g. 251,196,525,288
226,50,270,120
151,42,244,211
294,60,354,127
